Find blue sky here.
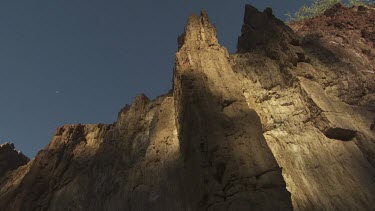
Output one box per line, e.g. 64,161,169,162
0,0,310,157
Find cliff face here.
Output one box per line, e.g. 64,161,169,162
0,95,185,210
173,11,292,210
1,4,374,211
0,142,29,178
231,4,375,210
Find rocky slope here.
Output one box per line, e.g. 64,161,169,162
1,4,374,211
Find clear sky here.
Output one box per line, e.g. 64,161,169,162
0,0,310,158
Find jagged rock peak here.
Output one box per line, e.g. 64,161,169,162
0,142,15,149
177,11,219,50
237,4,300,52
1,4,375,211
0,142,29,177
237,4,310,66
117,94,149,117
133,93,150,104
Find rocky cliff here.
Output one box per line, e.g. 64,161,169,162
1,4,374,211
0,142,29,178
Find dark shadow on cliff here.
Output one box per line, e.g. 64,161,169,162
175,70,293,210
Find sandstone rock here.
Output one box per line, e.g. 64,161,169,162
299,78,359,141
231,4,375,210
0,94,184,210
174,11,292,210
237,5,306,67
290,4,375,105
0,142,29,178
0,4,375,211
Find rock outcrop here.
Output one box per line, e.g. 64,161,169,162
237,5,306,66
0,95,185,210
0,142,29,178
173,11,292,210
231,4,375,210
1,4,374,211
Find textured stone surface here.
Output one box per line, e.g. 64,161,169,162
0,142,29,178
173,11,292,210
237,5,307,67
0,4,374,211
0,94,185,210
231,4,375,210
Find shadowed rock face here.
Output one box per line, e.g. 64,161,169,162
1,4,375,211
0,142,29,177
238,5,298,51
324,127,357,141
173,11,292,210
237,5,308,66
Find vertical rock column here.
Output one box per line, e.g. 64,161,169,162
173,12,292,210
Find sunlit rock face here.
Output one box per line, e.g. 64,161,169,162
231,4,375,210
0,94,184,210
173,11,292,210
1,4,375,211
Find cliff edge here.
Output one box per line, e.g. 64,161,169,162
0,142,29,178
0,4,374,211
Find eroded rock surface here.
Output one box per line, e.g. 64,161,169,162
0,142,29,178
0,94,185,210
173,11,292,210
0,4,374,211
231,4,375,210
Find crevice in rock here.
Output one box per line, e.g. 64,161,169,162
324,127,357,141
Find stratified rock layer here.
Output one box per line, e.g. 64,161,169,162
1,4,374,211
